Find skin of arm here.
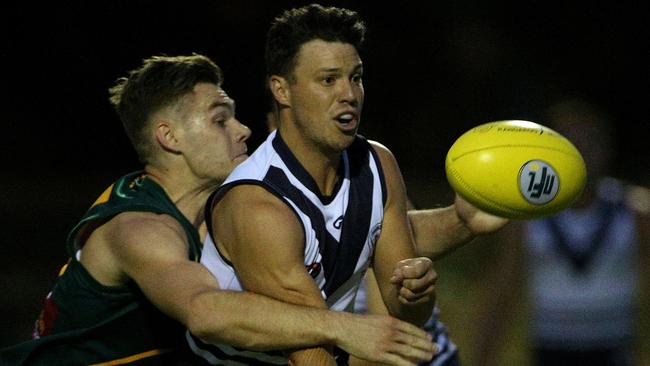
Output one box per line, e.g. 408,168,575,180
90,211,334,352
81,207,436,364
408,195,510,261
369,141,436,327
349,268,401,366
212,184,336,365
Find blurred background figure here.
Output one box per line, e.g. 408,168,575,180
472,98,650,366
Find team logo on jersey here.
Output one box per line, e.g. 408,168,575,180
333,215,344,229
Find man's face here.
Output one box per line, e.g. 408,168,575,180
286,39,364,154
176,82,250,183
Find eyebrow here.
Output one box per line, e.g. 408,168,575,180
318,63,364,73
208,98,236,113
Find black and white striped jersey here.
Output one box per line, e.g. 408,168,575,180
189,130,386,365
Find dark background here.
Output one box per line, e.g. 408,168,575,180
2,0,648,358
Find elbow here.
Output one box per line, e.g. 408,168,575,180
186,291,222,341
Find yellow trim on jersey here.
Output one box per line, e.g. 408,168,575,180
91,184,115,208
89,348,174,366
58,259,71,276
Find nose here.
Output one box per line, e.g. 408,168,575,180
232,119,251,143
338,79,360,107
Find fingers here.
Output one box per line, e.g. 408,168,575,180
390,258,434,282
393,324,437,354
397,285,435,304
400,268,437,290
390,258,437,304
380,325,437,366
340,314,439,366
387,341,438,365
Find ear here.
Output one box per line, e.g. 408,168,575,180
154,120,182,153
268,75,291,108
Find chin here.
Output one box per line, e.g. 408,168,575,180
329,137,355,154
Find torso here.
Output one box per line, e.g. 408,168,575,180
191,131,387,364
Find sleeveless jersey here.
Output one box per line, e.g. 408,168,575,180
188,131,386,365
525,177,639,349
0,172,203,365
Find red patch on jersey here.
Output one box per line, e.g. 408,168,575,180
33,292,58,338
306,262,322,278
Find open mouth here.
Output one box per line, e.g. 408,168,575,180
335,113,358,131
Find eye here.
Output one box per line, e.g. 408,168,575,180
213,115,227,126
322,75,337,86
352,73,363,84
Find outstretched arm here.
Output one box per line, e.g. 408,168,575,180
408,194,509,260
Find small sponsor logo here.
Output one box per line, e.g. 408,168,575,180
333,215,344,229
518,160,559,204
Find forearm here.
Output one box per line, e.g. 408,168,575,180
188,289,343,351
408,205,474,260
385,288,435,327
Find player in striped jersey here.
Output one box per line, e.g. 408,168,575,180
192,4,508,366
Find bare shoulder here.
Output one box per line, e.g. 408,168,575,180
367,140,406,206
216,184,298,227
80,211,188,286
368,140,393,159
107,211,186,249
97,212,188,266
368,140,400,172
213,184,304,264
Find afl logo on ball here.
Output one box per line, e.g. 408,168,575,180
518,160,559,205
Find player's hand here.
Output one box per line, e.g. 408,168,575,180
389,257,436,305
335,312,437,366
454,193,509,235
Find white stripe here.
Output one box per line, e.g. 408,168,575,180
186,331,288,365
186,332,248,366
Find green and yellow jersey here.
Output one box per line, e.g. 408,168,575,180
1,172,202,365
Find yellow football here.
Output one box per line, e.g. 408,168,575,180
445,120,587,219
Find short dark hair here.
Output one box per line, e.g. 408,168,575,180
265,3,366,80
109,54,223,164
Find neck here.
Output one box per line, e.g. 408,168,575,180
144,164,220,229
278,127,342,196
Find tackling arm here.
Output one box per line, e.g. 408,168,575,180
96,199,435,364
105,212,336,352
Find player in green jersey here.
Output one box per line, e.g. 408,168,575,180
0,54,438,366
1,49,506,366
